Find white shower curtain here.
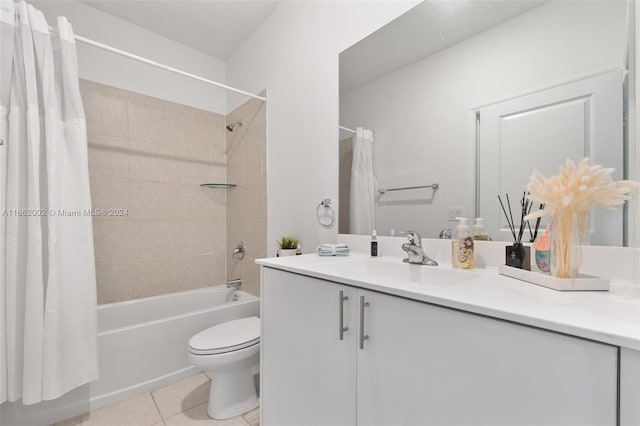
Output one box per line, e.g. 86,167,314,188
349,127,376,235
0,1,98,405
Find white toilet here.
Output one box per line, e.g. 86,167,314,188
188,316,260,420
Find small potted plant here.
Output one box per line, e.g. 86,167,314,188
277,236,299,257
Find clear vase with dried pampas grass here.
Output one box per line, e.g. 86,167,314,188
549,213,581,278
525,158,637,278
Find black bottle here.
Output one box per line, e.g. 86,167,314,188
371,229,378,257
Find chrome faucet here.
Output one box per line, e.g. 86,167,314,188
401,231,438,266
439,228,452,239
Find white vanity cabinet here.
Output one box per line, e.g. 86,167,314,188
357,289,617,426
261,267,619,426
260,267,357,426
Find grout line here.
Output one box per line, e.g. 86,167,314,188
149,391,165,421
241,407,259,426
239,413,250,426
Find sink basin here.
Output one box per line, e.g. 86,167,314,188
334,258,476,286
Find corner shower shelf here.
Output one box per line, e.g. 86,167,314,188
200,183,237,189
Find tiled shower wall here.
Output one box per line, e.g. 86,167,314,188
82,80,228,304
226,94,267,297
339,137,353,234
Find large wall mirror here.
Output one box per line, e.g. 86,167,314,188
339,0,636,247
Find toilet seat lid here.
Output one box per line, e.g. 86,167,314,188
189,316,260,354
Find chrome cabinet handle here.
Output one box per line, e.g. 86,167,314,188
359,295,370,350
339,290,349,340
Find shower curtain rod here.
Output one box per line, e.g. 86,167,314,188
339,125,356,134
48,26,266,102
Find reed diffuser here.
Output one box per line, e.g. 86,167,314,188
498,192,537,269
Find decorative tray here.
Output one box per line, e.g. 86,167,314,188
498,264,610,291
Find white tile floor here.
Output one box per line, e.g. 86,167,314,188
55,373,259,426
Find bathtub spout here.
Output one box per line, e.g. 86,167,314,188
226,278,242,290
225,279,242,303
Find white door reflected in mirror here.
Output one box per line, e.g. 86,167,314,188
477,70,624,246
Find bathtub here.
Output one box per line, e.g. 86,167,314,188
1,285,260,426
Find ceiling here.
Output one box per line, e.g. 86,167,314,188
80,0,278,60
340,0,545,92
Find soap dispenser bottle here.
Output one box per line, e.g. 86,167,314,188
473,218,489,241
452,217,474,269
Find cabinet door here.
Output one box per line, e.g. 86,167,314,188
356,290,617,426
261,268,357,426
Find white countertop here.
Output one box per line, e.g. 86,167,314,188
256,253,640,350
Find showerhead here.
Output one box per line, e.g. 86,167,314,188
226,119,243,132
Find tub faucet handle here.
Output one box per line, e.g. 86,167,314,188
233,242,245,260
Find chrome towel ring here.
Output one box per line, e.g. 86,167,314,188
317,199,335,227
